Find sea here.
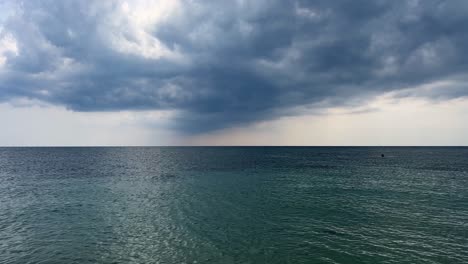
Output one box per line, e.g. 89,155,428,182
0,147,467,264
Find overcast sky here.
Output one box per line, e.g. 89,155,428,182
1,0,467,146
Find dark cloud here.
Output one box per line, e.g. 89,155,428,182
1,0,468,132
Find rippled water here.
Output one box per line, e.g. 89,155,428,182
0,147,467,263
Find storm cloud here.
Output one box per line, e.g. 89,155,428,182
1,0,468,132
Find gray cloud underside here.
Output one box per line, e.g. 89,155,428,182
1,0,468,132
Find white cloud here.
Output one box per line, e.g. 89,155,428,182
0,33,18,67
105,0,185,61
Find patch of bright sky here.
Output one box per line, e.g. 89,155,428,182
1,95,467,146
0,99,177,146
183,95,468,146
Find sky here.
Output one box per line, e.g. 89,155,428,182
0,0,468,146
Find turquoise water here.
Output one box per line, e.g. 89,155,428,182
0,147,467,263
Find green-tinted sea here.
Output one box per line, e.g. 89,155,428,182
1,147,467,263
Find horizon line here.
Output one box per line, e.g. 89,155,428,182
1,145,467,148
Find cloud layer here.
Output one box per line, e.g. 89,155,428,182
1,0,468,132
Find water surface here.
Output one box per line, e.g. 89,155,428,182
1,147,467,263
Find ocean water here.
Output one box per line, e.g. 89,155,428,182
0,147,467,264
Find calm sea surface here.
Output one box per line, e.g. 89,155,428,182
0,147,467,263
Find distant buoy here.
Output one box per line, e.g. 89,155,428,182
381,154,385,158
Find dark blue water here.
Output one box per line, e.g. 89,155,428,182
1,147,467,263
